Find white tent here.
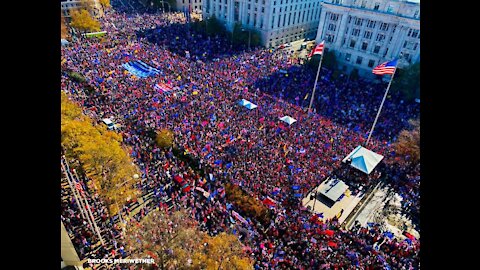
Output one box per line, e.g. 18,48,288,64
245,102,258,110
279,116,297,125
238,99,250,106
342,145,384,174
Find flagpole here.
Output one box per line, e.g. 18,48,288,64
308,51,325,112
365,67,397,146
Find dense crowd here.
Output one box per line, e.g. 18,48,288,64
61,7,420,269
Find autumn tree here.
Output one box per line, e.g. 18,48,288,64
125,209,253,270
98,0,111,12
61,92,141,216
156,128,174,149
125,209,203,269
393,119,420,164
193,233,253,270
61,12,69,39
70,9,101,34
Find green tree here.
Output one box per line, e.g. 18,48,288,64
322,49,338,70
232,23,261,47
70,9,101,34
390,62,420,101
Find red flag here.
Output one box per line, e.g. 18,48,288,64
308,41,325,58
75,182,84,196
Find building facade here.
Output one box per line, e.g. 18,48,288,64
202,0,322,48
177,0,203,14
315,0,420,77
61,0,103,18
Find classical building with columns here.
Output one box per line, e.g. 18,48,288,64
202,0,322,48
315,0,419,77
176,0,203,13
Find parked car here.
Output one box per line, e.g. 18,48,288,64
102,118,119,130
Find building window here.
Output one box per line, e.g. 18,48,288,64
361,42,368,51
355,18,363,26
412,29,419,38
380,23,389,31
345,53,351,62
350,39,356,48
413,43,418,51
361,0,367,8
367,20,376,28
414,10,419,18
363,31,372,39
262,7,265,13
374,2,380,10
403,41,408,48
373,45,380,54
387,5,394,13
326,34,335,43
328,24,336,31
376,33,385,42
368,59,375,68
352,28,360,36
330,13,339,21
348,16,352,24
356,56,363,65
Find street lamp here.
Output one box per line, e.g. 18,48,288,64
241,28,251,50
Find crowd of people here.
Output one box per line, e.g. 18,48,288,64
61,6,420,269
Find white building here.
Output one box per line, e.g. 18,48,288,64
202,0,322,48
315,0,420,77
61,0,103,18
177,0,203,14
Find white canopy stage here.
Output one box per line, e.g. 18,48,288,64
318,178,349,202
342,145,384,174
279,116,297,125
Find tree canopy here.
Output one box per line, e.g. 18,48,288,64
393,119,420,164
125,209,252,269
70,9,101,33
61,92,141,216
156,128,174,149
390,62,420,101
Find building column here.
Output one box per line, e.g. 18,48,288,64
315,6,328,42
334,11,348,47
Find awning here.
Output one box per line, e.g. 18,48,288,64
279,116,297,125
342,145,384,174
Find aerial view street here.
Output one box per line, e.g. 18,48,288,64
61,0,420,269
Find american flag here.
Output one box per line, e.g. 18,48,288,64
154,82,173,93
308,41,325,58
75,182,84,196
372,59,398,75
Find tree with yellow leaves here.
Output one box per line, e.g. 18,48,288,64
61,12,69,39
192,233,252,270
70,9,100,34
98,0,111,12
61,92,141,216
393,119,420,164
156,128,174,149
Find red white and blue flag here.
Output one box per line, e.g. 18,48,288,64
308,41,325,58
154,82,173,93
372,59,398,75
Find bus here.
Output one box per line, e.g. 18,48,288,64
83,31,107,38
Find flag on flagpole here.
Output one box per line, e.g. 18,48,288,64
308,41,325,58
372,59,398,75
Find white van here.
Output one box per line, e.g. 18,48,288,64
102,118,118,130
